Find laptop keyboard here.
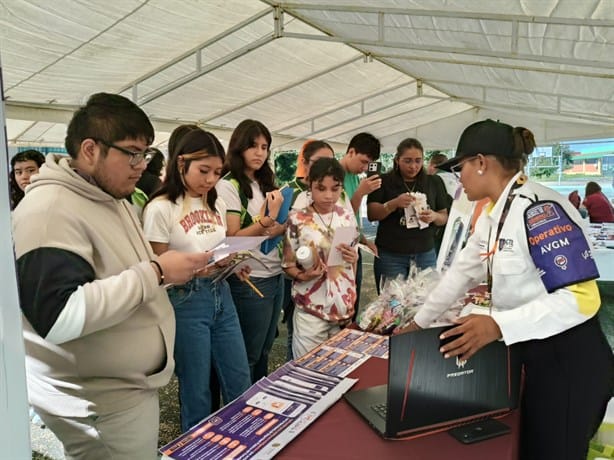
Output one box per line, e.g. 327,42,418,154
371,403,387,419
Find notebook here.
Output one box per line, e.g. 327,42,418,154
260,185,294,254
343,326,521,439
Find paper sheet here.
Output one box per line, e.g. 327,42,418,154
326,226,359,266
211,236,267,262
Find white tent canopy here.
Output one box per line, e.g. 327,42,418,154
1,0,613,153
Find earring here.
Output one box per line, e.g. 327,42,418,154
477,170,484,175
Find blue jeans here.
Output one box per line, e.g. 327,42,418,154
168,278,250,432
283,276,295,362
353,249,363,321
373,247,437,294
228,273,284,382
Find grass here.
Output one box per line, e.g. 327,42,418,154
156,262,614,448
157,252,379,447
32,255,613,457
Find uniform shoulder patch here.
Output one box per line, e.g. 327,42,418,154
524,201,599,293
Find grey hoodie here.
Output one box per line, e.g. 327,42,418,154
12,155,175,417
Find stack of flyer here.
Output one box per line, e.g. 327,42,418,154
293,328,388,377
160,362,355,459
160,329,389,460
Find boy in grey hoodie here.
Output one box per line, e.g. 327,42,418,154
13,93,210,459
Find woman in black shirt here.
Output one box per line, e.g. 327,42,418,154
367,138,451,293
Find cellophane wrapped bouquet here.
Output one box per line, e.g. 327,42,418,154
357,268,441,335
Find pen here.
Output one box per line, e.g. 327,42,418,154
244,276,265,298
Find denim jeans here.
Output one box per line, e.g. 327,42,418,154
282,276,295,362
227,273,284,382
373,247,437,294
168,278,250,432
353,249,363,321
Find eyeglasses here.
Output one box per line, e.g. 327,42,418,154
450,156,478,179
94,139,155,166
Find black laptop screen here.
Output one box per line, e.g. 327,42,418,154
386,326,520,435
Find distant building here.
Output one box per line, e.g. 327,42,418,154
566,146,614,176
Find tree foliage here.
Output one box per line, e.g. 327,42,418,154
553,143,573,167
528,143,572,179
272,147,445,180
273,151,298,184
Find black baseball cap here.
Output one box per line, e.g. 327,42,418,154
438,119,515,171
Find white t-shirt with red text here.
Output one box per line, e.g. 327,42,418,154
143,195,226,253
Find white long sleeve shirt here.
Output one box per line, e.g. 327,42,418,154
414,173,601,344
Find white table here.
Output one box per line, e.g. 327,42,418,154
594,248,614,282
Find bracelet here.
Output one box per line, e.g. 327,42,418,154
150,260,164,286
383,201,390,212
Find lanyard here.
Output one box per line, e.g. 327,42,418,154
480,179,523,314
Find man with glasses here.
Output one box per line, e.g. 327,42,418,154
12,93,211,459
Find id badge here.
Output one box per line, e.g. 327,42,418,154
404,206,419,229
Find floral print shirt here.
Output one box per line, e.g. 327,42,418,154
282,204,358,322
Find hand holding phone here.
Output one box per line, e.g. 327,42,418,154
360,175,382,194
366,162,382,177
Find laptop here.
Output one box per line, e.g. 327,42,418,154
343,326,521,439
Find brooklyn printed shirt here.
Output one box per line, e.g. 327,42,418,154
282,204,358,322
143,195,226,253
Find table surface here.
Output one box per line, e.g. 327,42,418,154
278,357,520,460
594,247,614,282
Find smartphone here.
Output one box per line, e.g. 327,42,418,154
448,418,511,444
366,161,381,177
